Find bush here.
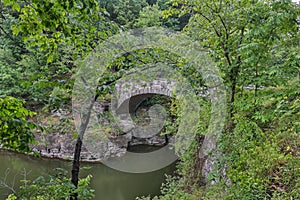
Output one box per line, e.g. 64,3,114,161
0,96,36,152
6,169,94,200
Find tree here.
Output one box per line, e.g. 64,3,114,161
134,0,190,30
135,3,162,28
167,0,300,128
2,0,116,61
99,0,148,29
0,3,79,106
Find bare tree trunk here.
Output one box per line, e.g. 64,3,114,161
71,138,82,200
228,70,237,132
71,96,96,200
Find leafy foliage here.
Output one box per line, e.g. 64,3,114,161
0,5,73,105
166,0,300,123
3,0,116,60
6,169,94,200
99,0,148,29
203,81,300,199
135,3,162,28
0,96,36,152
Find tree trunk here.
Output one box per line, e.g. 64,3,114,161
228,68,237,132
71,138,82,200
71,93,96,200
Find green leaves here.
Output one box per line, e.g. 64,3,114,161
0,96,36,152
168,0,300,102
213,81,300,199
135,3,162,28
100,0,148,29
3,0,114,61
9,169,94,199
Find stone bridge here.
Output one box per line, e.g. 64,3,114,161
114,79,176,108
111,78,177,138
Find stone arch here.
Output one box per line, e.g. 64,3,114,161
113,78,176,139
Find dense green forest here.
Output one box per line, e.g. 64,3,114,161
0,0,299,199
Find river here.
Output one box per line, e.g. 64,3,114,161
0,149,176,200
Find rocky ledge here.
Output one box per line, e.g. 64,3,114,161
31,131,167,162
30,107,167,162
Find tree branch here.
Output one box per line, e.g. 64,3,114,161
0,168,17,195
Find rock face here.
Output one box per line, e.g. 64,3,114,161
31,130,166,162
30,102,167,161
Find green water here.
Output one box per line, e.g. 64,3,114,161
0,150,176,200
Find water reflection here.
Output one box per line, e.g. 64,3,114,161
0,150,176,200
